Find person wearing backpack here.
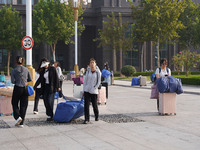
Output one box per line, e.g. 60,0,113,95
83,58,101,124
155,58,171,111
11,56,32,128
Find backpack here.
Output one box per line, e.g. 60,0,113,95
151,67,169,82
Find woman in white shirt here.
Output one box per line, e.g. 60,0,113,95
155,58,171,111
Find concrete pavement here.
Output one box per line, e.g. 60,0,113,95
0,80,200,150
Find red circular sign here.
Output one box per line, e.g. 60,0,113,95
22,36,34,50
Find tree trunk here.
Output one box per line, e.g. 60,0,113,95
119,12,123,72
120,48,122,72
51,44,56,62
7,50,11,76
156,39,160,68
113,46,117,72
141,43,144,72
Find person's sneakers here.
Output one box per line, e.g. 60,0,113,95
95,117,99,121
83,120,90,124
18,125,24,128
33,111,38,114
15,117,22,126
46,116,53,121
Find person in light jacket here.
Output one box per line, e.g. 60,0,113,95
11,56,32,128
155,58,171,111
83,58,101,124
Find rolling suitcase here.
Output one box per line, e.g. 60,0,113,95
97,87,106,105
159,93,176,115
139,76,147,86
73,84,83,99
0,96,13,116
101,82,108,99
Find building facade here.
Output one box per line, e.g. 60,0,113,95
0,0,200,72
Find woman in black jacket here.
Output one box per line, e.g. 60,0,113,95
34,58,60,121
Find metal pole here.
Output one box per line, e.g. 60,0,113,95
75,21,78,65
26,0,32,66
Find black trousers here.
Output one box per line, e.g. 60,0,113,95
84,92,99,121
33,88,42,112
43,84,55,118
59,81,63,98
11,85,28,125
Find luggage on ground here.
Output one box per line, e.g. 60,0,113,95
0,96,13,116
53,97,84,123
97,87,106,105
139,76,147,86
102,82,108,99
131,78,140,86
73,84,83,99
159,93,176,115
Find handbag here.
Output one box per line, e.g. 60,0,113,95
60,74,65,81
150,83,159,99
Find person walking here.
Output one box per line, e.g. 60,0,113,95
54,61,64,98
155,58,171,111
83,58,101,124
33,64,43,114
34,58,60,121
11,56,32,128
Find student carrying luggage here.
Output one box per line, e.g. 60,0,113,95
155,58,171,111
83,58,101,124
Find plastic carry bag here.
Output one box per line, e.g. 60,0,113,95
102,69,111,78
27,85,34,96
156,76,183,94
53,96,84,123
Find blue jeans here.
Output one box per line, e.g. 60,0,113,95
43,84,55,118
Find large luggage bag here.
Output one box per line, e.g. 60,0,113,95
131,78,140,86
53,98,84,123
97,87,106,105
159,93,176,115
139,76,147,86
73,84,83,99
0,96,13,116
101,82,108,99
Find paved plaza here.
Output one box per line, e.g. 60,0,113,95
0,80,200,150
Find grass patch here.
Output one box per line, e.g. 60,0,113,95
115,75,200,85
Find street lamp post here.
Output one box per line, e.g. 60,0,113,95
73,0,79,76
63,0,91,76
26,0,35,100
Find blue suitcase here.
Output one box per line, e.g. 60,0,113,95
131,78,140,86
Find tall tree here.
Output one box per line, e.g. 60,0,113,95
130,0,186,68
0,5,23,76
95,12,132,72
178,0,200,49
33,0,85,62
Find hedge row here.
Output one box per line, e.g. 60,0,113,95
178,77,200,85
114,71,200,77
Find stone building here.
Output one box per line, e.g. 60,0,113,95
0,0,200,72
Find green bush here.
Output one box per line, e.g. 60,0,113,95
62,71,69,75
4,66,13,75
114,72,120,77
121,65,136,77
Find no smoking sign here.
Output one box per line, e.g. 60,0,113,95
22,36,34,50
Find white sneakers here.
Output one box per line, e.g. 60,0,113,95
33,111,38,114
15,117,22,126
